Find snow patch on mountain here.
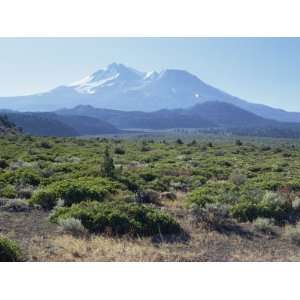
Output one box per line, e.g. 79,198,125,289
69,74,120,94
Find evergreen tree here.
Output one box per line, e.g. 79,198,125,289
101,146,115,178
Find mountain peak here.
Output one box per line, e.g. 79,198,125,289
68,63,145,94
103,63,144,79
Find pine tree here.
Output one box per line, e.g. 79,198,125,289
101,146,115,178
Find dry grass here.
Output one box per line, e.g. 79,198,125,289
26,221,300,262
28,234,193,262
2,201,300,262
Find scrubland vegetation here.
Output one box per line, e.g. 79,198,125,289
2,134,300,261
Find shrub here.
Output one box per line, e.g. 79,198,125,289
187,182,237,207
30,188,58,210
258,191,292,221
215,150,225,156
253,218,277,235
0,198,8,207
229,170,247,186
139,171,157,182
235,139,243,146
1,185,16,199
230,191,293,222
50,201,181,237
2,199,31,212
190,203,230,230
136,189,160,204
140,145,151,152
16,185,34,199
292,197,300,210
230,199,258,222
39,141,52,149
114,147,125,155
0,159,9,169
284,224,300,245
15,168,41,186
58,217,87,237
30,177,118,209
0,236,21,262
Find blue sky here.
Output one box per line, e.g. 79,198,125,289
0,37,300,111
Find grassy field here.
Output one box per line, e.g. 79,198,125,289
1,134,300,261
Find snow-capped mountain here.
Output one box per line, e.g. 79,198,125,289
68,63,146,95
1,62,300,122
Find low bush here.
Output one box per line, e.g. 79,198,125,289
0,159,9,169
136,189,160,204
2,199,31,212
0,185,16,199
15,168,41,186
30,188,58,210
58,217,87,237
253,218,277,235
229,170,247,186
284,223,300,245
187,182,238,207
114,147,125,155
292,197,300,210
190,202,230,230
0,236,22,262
16,185,34,199
30,177,119,210
50,201,181,236
230,191,294,222
139,171,157,182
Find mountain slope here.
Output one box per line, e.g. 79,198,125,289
0,115,20,135
0,63,300,122
3,112,121,137
57,101,276,130
57,101,300,139
186,101,276,127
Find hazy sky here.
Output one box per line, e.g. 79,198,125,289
0,37,300,111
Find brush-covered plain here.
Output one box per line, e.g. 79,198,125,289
1,134,300,261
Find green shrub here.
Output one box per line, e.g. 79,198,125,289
114,147,125,155
30,188,57,209
50,201,181,236
38,141,52,149
187,182,238,207
230,191,294,222
15,168,41,186
139,171,157,182
136,189,160,204
1,185,16,199
0,236,21,262
16,185,34,199
230,199,259,222
253,218,277,235
0,159,9,169
30,177,118,209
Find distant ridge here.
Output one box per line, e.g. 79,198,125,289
56,102,300,138
1,112,121,137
